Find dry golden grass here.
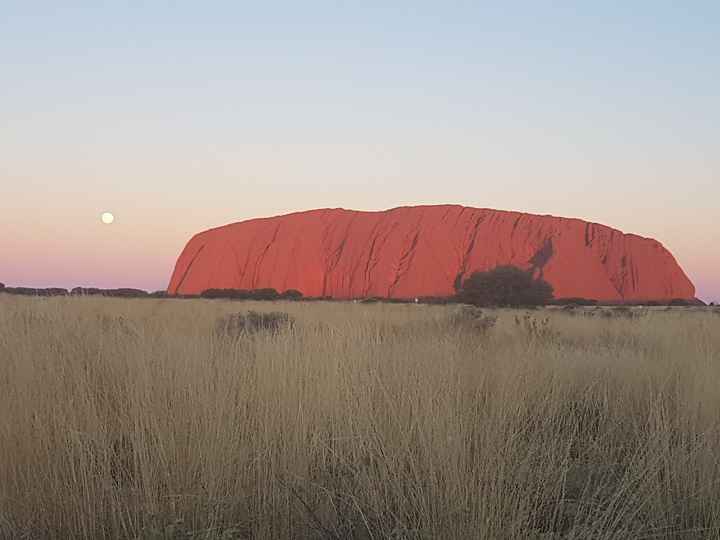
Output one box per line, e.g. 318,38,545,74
1,296,719,539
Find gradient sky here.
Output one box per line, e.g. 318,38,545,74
2,2,718,301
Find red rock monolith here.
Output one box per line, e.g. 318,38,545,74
167,205,695,302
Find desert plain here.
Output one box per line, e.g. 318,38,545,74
1,295,719,539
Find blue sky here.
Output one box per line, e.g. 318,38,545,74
2,2,718,300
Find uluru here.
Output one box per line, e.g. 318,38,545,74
167,205,695,302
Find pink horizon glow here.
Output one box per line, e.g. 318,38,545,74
2,202,717,303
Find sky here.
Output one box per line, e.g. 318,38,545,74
1,1,718,301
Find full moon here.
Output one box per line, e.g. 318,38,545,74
101,212,115,225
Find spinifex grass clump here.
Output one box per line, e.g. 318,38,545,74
215,310,295,338
446,305,498,334
0,296,719,539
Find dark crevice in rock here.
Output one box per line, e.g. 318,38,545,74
458,215,486,283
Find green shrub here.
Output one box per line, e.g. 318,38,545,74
457,266,554,307
553,297,598,306
250,288,280,301
279,289,303,300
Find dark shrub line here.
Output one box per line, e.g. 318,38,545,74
0,277,706,306
200,288,303,301
0,286,152,298
0,287,70,297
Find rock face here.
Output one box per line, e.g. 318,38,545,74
167,205,695,302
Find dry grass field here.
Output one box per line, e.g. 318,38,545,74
1,296,720,539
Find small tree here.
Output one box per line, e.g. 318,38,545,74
457,265,554,307
279,289,303,300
